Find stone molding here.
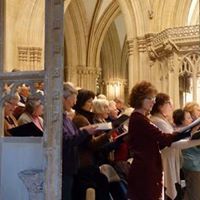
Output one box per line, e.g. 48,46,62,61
18,47,42,70
146,25,200,59
137,36,147,52
77,66,101,75
104,78,127,86
126,39,134,55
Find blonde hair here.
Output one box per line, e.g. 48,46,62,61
184,102,200,116
92,99,109,114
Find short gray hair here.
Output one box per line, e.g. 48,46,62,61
4,93,20,103
63,82,78,99
25,94,42,114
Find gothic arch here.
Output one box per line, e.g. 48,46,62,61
88,1,121,68
179,52,200,75
64,0,87,67
178,52,200,105
63,0,136,90
100,23,121,80
63,0,136,67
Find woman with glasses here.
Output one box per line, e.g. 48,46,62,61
18,94,44,132
150,93,180,200
4,94,19,136
150,95,200,200
127,81,191,200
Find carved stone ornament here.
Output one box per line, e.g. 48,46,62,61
148,10,154,19
147,46,157,60
146,25,200,60
18,169,44,200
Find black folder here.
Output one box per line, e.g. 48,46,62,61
8,122,43,137
112,114,129,129
191,130,200,140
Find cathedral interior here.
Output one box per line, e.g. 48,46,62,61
0,0,199,199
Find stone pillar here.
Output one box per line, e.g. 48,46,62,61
77,66,100,91
44,0,63,199
105,79,126,100
127,39,138,91
167,55,175,100
64,65,77,84
137,36,150,80
193,75,197,102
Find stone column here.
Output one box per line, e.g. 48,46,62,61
77,66,100,91
167,55,175,100
173,54,181,108
64,65,77,84
127,39,138,91
193,75,197,102
137,36,150,81
44,0,63,199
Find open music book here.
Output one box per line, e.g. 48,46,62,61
179,118,200,134
96,122,113,130
95,114,129,131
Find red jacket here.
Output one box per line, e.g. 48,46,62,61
127,112,178,200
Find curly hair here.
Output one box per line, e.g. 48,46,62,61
129,81,157,109
150,93,170,115
73,89,95,111
173,109,185,126
184,102,200,119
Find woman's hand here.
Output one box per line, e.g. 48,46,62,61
191,124,200,135
80,124,98,135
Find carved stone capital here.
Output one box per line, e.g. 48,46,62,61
77,66,101,75
147,46,158,60
126,39,134,55
137,36,147,52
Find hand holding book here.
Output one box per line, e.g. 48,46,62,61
191,130,200,140
178,118,200,134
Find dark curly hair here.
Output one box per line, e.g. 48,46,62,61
150,93,170,115
173,109,185,126
73,89,95,111
129,81,157,109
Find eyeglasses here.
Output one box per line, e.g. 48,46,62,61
165,101,172,104
145,97,156,101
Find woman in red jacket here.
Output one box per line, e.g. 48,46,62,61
127,81,190,200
